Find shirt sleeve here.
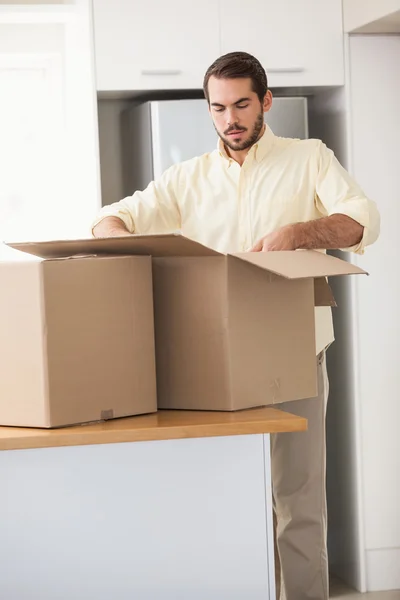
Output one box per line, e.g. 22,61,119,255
92,164,182,235
315,141,380,254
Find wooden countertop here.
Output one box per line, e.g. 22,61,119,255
0,407,307,451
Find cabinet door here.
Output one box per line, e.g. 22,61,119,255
93,0,220,91
220,0,344,87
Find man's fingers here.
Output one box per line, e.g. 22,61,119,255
262,241,270,252
250,238,263,252
250,238,274,252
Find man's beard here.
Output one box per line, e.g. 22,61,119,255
216,111,264,152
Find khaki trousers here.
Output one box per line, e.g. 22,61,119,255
271,352,329,600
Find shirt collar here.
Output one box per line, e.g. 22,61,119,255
218,124,275,166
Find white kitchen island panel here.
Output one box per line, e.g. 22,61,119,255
1,433,275,600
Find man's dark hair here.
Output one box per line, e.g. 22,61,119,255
203,51,269,104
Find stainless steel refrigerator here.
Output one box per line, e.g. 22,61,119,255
126,97,308,191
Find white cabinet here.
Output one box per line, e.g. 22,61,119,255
93,0,220,91
93,0,344,91
220,0,344,87
0,434,276,599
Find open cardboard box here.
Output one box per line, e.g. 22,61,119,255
5,233,366,415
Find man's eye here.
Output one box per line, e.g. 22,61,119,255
214,108,224,113
237,104,249,109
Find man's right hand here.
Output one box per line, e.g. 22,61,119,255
92,217,132,238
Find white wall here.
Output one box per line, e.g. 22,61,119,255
348,34,400,592
309,35,400,593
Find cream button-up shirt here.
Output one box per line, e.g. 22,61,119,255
93,125,380,353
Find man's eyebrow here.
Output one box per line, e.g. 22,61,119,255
210,97,252,108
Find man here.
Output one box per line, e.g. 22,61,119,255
92,52,380,599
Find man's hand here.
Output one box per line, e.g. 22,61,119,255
250,224,296,252
92,217,131,238
250,215,364,252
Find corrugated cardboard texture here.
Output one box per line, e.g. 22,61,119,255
8,233,219,259
43,257,157,427
0,256,157,427
314,277,337,307
153,257,232,410
227,256,317,408
232,250,367,278
154,256,317,411
0,263,49,427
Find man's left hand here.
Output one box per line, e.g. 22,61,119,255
250,224,297,252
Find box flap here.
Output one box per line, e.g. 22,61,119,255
314,277,337,307
231,250,367,279
6,233,220,259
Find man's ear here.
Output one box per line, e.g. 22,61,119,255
263,90,273,114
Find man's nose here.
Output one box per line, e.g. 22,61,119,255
226,108,238,125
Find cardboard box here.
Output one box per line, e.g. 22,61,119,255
7,234,366,412
0,253,157,427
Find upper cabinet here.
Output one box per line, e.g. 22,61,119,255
220,0,344,87
93,0,220,91
93,0,344,92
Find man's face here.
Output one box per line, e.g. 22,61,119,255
207,76,272,152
